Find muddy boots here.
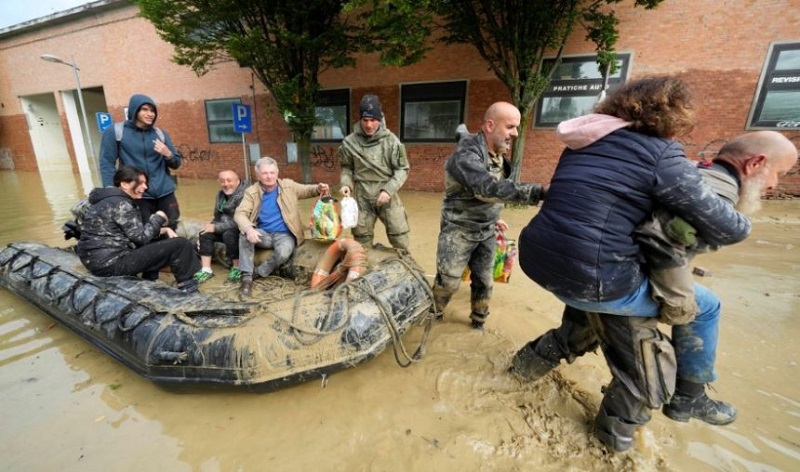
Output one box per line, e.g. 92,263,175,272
593,407,639,453
509,306,599,381
663,380,737,425
508,335,562,381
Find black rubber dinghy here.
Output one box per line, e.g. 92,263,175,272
0,241,434,392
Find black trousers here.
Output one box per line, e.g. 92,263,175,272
198,227,239,262
96,237,200,283
137,192,180,230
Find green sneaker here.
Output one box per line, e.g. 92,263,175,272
193,270,215,284
226,267,242,283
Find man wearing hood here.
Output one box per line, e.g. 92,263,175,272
99,93,182,229
77,165,200,293
509,76,797,453
338,94,410,250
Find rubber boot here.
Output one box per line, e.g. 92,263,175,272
508,336,561,382
593,407,638,453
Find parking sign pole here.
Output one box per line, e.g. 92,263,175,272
242,132,250,182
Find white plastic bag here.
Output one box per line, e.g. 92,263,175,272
340,196,359,229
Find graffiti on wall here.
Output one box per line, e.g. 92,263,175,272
310,145,337,172
177,143,220,162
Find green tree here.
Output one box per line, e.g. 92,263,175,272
431,0,664,181
135,0,427,183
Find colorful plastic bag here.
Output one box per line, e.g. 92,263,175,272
309,195,342,241
340,196,359,229
493,233,517,283
460,231,517,283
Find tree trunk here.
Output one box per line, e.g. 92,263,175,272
297,134,313,183
510,106,533,183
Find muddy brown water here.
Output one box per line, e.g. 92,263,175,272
1,170,798,471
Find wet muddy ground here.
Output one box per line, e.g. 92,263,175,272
1,170,798,471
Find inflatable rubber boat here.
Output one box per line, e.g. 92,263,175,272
0,240,434,392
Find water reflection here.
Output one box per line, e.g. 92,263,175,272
1,170,799,471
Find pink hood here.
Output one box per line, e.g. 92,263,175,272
556,114,632,150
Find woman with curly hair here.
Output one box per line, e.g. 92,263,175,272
509,76,755,452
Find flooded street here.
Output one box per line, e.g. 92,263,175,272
1,169,798,471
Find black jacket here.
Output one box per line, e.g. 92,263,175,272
76,187,166,273
442,131,544,238
210,181,247,233
519,128,751,302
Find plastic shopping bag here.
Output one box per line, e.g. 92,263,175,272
461,231,517,283
340,196,359,229
493,233,517,283
309,195,342,241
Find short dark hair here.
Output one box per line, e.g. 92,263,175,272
594,76,695,138
113,165,147,187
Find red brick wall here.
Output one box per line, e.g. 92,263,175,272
1,0,799,194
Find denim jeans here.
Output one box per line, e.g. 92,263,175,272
556,278,721,384
238,230,295,278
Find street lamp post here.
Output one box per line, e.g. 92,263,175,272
40,53,96,165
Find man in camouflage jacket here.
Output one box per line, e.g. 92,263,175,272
433,102,545,329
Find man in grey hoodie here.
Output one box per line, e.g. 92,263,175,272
99,94,182,230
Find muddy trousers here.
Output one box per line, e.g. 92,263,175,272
352,192,410,250
432,220,495,324
238,230,295,278
91,237,200,284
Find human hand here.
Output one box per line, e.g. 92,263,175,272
318,183,330,195
376,190,391,207
154,210,168,223
154,139,173,158
246,227,261,244
201,223,215,234
160,227,177,238
495,219,508,232
340,186,351,197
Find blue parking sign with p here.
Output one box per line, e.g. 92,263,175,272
233,103,252,133
96,112,113,133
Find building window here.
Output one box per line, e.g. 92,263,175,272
401,81,467,142
205,98,242,143
313,89,350,141
534,53,631,128
748,41,800,129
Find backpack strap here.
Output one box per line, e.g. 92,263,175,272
115,122,165,142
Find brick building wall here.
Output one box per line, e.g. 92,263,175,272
1,0,798,194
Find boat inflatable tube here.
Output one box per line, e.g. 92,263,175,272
0,241,434,392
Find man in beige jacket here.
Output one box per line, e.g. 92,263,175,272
234,157,329,298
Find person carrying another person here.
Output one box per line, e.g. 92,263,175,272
194,170,247,284
77,165,201,293
99,93,182,229
339,94,410,251
509,76,797,453
234,157,329,299
432,101,546,330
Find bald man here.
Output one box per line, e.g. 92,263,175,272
194,170,247,284
432,102,546,329
636,130,799,326
510,128,797,448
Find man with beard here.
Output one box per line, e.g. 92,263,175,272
339,94,410,250
635,131,798,325
508,76,797,453
432,101,545,329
